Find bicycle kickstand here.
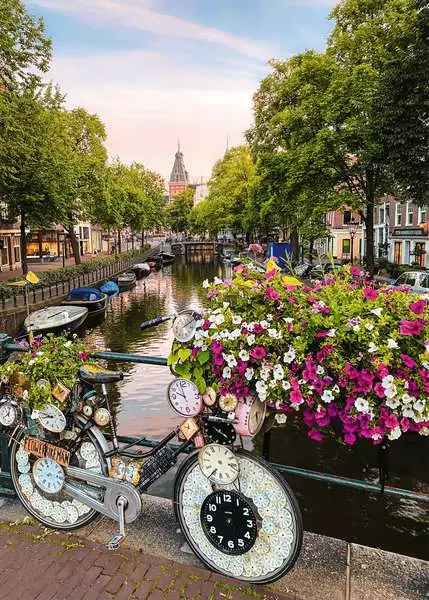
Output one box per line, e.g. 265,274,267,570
106,496,127,551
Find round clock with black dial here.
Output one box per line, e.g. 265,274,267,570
200,490,258,555
204,419,236,445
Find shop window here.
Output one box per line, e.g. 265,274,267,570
343,211,351,225
342,239,351,254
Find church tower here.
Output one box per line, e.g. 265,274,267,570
169,142,189,202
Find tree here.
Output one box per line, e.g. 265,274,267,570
167,188,195,234
0,0,52,88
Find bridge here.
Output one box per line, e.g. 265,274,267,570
171,240,232,258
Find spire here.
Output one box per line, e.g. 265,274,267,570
170,143,188,183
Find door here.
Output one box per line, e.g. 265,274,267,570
394,242,402,264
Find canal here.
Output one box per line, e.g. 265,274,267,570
79,257,429,561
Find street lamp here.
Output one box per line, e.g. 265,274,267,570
349,220,359,264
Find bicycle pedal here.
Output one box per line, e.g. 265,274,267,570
106,534,125,551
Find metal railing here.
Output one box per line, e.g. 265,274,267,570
0,340,428,505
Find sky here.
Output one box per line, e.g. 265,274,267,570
26,0,337,183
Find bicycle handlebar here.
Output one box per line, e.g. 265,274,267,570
140,315,172,330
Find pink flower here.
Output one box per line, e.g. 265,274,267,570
399,318,426,336
350,266,364,276
250,346,266,360
409,299,427,315
400,353,417,369
202,320,211,330
363,287,378,301
264,269,277,281
191,347,199,358
78,351,89,361
344,432,356,445
308,428,323,442
374,383,385,398
264,287,280,301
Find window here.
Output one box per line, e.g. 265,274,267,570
14,236,20,263
406,202,413,226
414,242,425,268
420,274,429,290
343,211,351,225
405,241,411,264
395,203,402,226
379,205,385,224
418,206,427,224
342,238,351,254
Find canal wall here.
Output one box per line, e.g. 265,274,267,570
0,245,158,336
0,494,427,600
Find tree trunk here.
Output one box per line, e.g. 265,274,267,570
141,231,144,248
309,239,314,264
117,230,122,254
365,199,375,275
290,227,299,263
20,212,28,276
68,227,81,265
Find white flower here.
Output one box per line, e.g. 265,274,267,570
420,427,429,436
413,400,425,413
260,320,269,329
316,365,325,375
268,328,279,338
211,332,220,341
64,340,72,348
387,338,398,349
372,433,383,441
402,407,415,419
255,380,268,400
370,308,383,318
202,279,209,288
232,315,242,325
283,347,296,364
246,334,256,346
222,302,230,309
247,323,255,332
260,368,270,381
388,427,402,441
355,397,369,413
28,359,35,366
282,380,291,391
401,393,413,404
365,322,374,331
224,354,237,368
384,385,397,399
213,276,223,285
229,328,241,340
321,389,334,403
245,368,254,381
422,361,429,370
353,324,361,332
201,344,207,351
194,339,204,348
267,314,274,322
327,329,336,337
273,364,285,381
222,367,231,379
284,317,294,324
333,385,340,394
269,379,277,388
382,375,394,387
385,397,400,409
219,329,230,340
239,349,250,362
214,314,225,326
275,413,287,424
368,342,378,354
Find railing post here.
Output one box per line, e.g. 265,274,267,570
0,432,14,496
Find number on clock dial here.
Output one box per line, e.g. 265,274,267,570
167,378,202,416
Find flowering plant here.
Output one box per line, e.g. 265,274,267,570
169,263,429,444
0,334,92,410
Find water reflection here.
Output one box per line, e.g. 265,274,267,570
80,258,429,560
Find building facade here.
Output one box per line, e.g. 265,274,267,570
190,181,208,205
325,208,363,262
169,143,189,203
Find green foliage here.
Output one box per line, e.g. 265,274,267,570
0,333,92,410
0,0,52,88
167,188,195,234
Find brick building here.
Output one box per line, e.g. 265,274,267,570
324,208,363,262
168,143,189,203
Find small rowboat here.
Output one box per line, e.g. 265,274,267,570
113,271,137,292
24,305,88,335
132,263,151,278
62,287,108,317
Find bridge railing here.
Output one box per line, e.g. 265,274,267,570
0,337,428,505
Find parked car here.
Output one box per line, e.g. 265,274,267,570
308,262,343,282
393,271,429,297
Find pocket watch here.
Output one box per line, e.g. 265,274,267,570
202,387,217,407
198,443,239,484
0,398,22,428
219,393,238,413
234,396,266,437
168,378,202,416
38,404,66,433
172,310,201,343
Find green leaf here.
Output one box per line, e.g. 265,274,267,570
197,350,210,365
174,364,190,378
177,348,192,362
167,353,177,366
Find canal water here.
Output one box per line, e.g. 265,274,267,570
79,257,429,561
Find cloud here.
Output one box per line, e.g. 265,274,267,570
30,0,272,59
49,50,262,179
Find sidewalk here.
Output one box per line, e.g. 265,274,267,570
0,521,291,600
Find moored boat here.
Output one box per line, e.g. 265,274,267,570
62,287,108,317
113,271,137,291
24,305,88,336
131,263,151,278
100,280,120,300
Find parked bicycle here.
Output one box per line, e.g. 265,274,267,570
0,311,303,584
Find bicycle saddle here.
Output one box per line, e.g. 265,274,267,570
78,364,124,384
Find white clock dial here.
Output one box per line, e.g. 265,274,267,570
172,310,200,343
198,443,239,485
32,458,65,494
38,404,66,433
0,402,18,427
249,397,266,435
167,378,202,416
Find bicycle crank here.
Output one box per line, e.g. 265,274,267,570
63,465,142,549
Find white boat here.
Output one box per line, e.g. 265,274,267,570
24,305,88,335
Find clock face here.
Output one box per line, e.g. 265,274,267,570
32,458,65,494
172,310,200,343
249,397,266,435
198,443,239,485
0,402,18,427
205,419,236,445
39,404,67,433
200,490,258,555
168,378,202,416
219,393,238,413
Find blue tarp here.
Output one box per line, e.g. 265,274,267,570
267,242,292,266
100,281,120,296
67,287,104,301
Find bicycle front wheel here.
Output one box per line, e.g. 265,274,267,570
174,448,303,584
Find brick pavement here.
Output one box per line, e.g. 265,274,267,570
0,521,293,600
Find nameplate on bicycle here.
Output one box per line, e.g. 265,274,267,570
24,437,71,467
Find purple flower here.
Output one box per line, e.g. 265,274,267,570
363,287,378,301
400,353,417,369
264,287,280,301
350,266,364,276
250,346,266,360
308,428,323,442
399,318,426,336
78,351,89,361
409,299,427,315
344,432,356,445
